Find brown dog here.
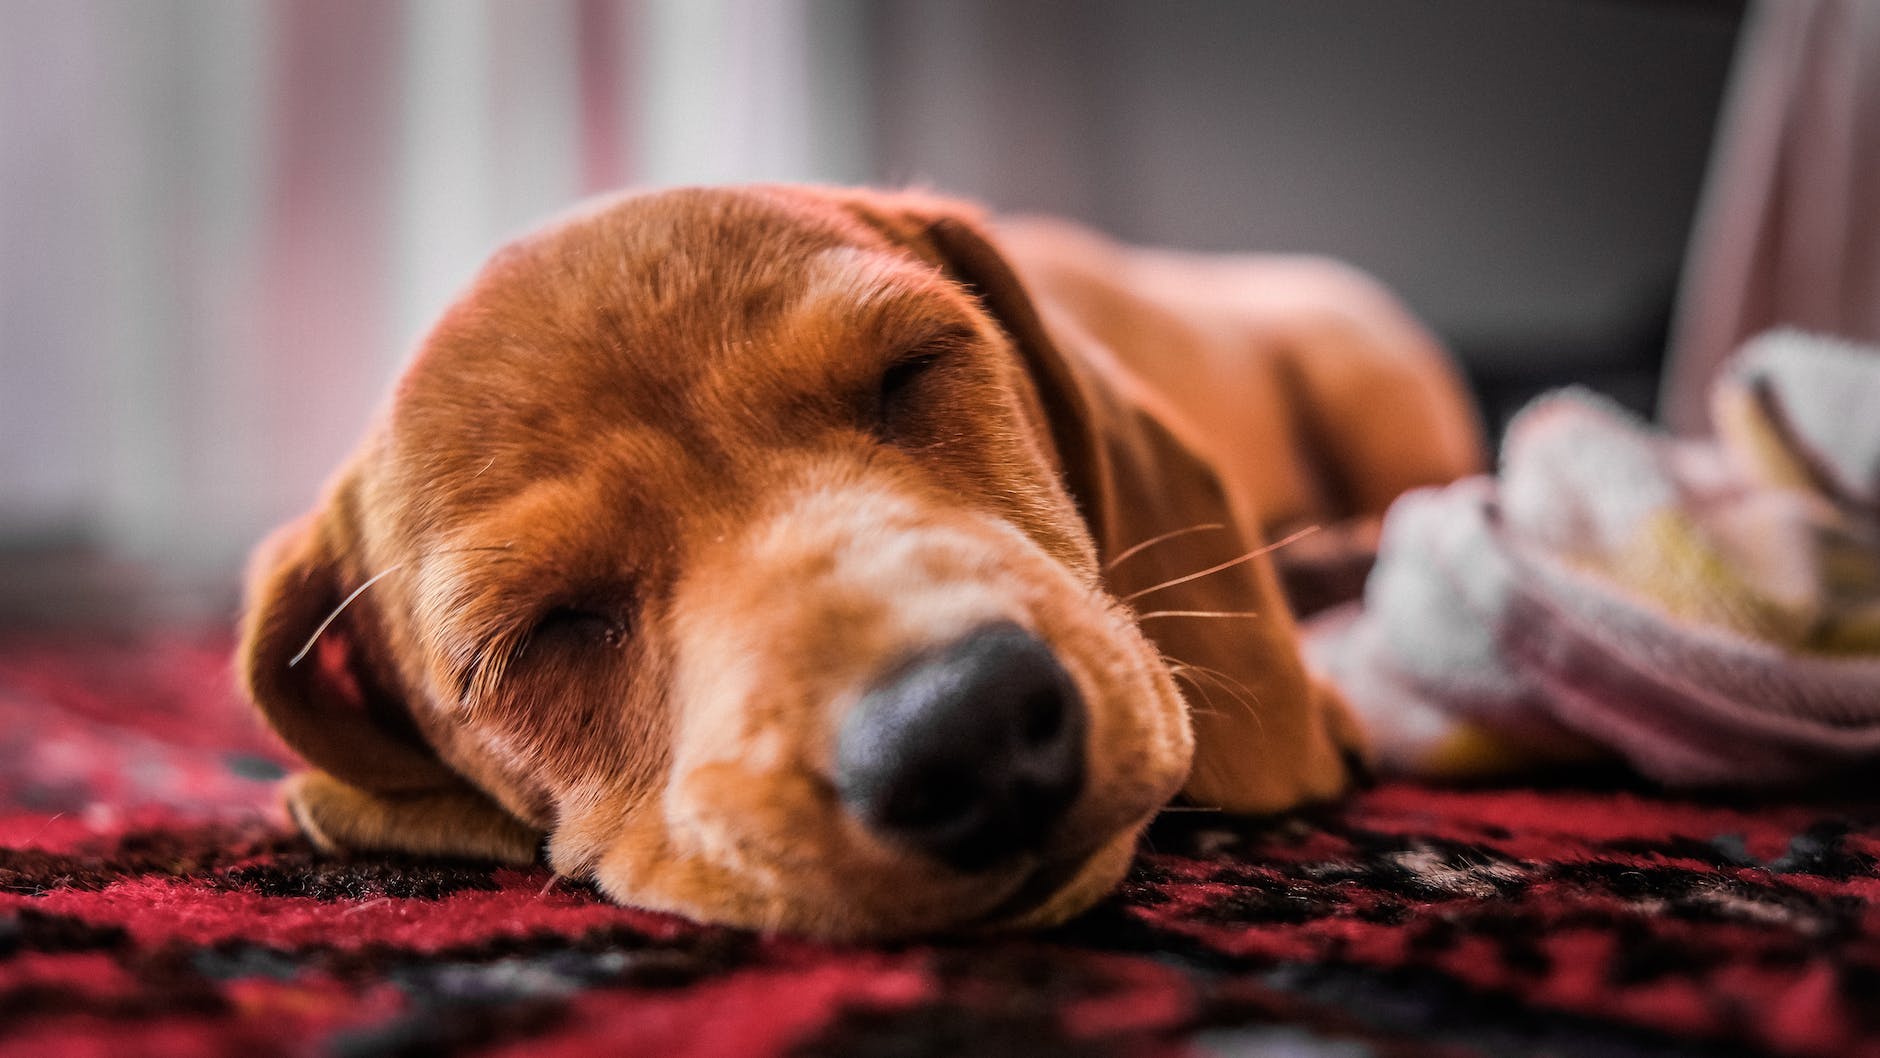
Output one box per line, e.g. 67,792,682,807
238,186,1481,939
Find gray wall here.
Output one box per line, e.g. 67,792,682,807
866,0,1744,419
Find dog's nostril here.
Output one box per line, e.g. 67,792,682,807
835,621,1087,873
881,774,970,828
1020,688,1066,744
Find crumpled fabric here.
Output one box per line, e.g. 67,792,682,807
1307,330,1880,785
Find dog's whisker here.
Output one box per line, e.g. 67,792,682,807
1167,667,1223,719
1173,660,1262,702
22,812,65,846
1173,665,1248,717
1169,667,1264,739
1165,661,1270,736
1177,662,1268,736
1119,524,1321,603
288,564,407,668
1158,805,1224,813
1136,610,1263,621
1181,662,1265,716
1105,522,1226,572
288,544,516,669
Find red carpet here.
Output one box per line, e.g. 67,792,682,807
2,633,1877,1057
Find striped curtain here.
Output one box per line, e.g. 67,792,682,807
0,0,869,582
1662,0,1880,433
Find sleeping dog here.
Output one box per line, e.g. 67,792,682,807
238,186,1481,939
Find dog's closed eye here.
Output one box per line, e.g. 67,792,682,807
459,602,630,706
874,332,972,442
532,606,630,649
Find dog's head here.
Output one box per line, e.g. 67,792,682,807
239,186,1345,939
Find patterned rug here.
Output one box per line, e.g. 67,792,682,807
2,632,1877,1058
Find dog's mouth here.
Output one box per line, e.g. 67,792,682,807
638,488,1193,937
965,841,1112,929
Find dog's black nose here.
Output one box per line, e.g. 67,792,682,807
836,622,1086,872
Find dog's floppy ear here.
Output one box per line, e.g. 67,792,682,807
238,507,455,794
828,191,1109,546
921,214,1112,543
853,192,1365,813
238,502,540,863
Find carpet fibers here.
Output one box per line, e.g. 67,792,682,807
1,634,1877,1057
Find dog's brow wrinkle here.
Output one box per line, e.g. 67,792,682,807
800,247,906,306
792,248,969,340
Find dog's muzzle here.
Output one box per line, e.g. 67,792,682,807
834,621,1087,871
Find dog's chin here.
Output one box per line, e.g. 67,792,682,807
585,814,1149,941
968,828,1142,934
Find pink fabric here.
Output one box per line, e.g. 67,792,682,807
1311,332,1880,786
1663,0,1880,433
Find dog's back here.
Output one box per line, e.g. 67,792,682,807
994,216,1483,538
238,186,1480,938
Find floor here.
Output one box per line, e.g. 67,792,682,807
1,632,1875,1057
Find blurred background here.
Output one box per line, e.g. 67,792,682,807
4,0,1872,626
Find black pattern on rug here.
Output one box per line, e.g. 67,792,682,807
1,635,1877,1057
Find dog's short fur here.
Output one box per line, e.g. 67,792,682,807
239,186,1481,939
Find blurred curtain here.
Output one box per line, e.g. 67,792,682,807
1662,0,1880,434
0,0,868,588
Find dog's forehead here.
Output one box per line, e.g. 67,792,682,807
404,188,951,404
462,189,878,347
373,189,981,540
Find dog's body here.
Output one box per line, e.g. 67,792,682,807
240,187,1481,939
